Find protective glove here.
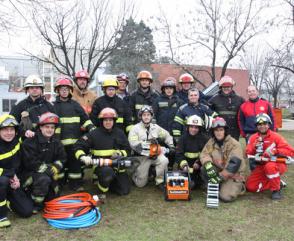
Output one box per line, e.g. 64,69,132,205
264,145,277,159
50,166,59,180
80,156,93,166
204,161,221,184
160,147,169,155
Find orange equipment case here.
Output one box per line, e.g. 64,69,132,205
164,171,191,201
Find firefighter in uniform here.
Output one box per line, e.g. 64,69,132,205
128,105,175,189
74,108,131,195
176,73,206,104
53,76,95,191
0,115,33,228
176,115,209,189
200,117,246,202
21,112,66,213
209,76,244,141
153,77,184,134
246,113,294,200
90,78,133,133
72,69,97,115
10,74,55,138
116,73,131,104
129,70,159,123
172,88,217,143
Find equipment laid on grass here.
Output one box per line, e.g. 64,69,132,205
164,171,191,201
43,193,102,229
206,183,219,208
247,155,294,165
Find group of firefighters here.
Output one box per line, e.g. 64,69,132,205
0,69,294,228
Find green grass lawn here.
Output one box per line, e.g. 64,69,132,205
3,131,294,241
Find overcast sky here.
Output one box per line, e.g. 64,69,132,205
0,0,292,68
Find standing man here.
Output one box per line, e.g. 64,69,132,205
74,108,131,195
172,88,217,143
200,117,246,202
128,105,175,189
177,73,206,104
53,76,95,191
209,76,244,140
153,77,184,134
246,113,294,200
116,73,130,104
238,85,276,142
90,78,133,133
129,70,159,123
10,74,55,138
72,69,97,115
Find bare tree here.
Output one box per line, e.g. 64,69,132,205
155,0,274,82
24,0,134,80
241,46,271,91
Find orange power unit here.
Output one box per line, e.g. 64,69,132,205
164,171,191,201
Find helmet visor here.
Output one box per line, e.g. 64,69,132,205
0,117,18,128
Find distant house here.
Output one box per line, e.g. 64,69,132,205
0,84,26,115
150,64,250,99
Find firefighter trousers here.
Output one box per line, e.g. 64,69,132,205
64,145,83,186
94,166,131,195
132,155,169,187
26,172,60,208
246,162,287,192
0,176,33,218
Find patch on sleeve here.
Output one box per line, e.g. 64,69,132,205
82,135,88,141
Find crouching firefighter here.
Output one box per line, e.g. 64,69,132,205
128,105,175,189
200,117,246,202
175,115,209,189
53,76,95,191
74,108,131,195
0,114,33,228
246,113,294,200
21,112,66,213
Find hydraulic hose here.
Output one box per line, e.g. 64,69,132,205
43,192,102,229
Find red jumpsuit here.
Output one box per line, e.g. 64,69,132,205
246,130,294,192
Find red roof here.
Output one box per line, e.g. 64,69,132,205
150,64,250,99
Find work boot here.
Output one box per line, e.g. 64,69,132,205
32,205,43,214
271,190,282,200
0,217,11,228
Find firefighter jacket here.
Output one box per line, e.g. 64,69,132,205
172,102,217,138
72,87,97,115
129,88,159,123
175,131,209,169
21,130,66,176
238,97,276,137
209,90,244,139
176,90,208,104
53,96,95,146
200,135,246,175
152,94,184,134
74,126,130,161
117,91,130,105
246,130,294,157
90,95,133,133
10,96,55,133
128,122,175,156
0,136,22,178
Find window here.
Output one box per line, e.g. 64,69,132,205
2,99,17,112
